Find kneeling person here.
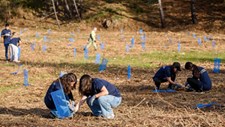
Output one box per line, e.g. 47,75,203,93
153,62,182,90
8,37,21,63
76,74,122,119
185,62,212,92
44,73,77,118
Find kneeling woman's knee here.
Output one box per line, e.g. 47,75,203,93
98,96,107,103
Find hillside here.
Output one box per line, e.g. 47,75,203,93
0,0,224,32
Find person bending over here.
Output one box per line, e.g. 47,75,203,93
44,73,77,118
153,62,182,90
185,62,212,92
75,74,122,119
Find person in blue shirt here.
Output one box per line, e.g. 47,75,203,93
44,73,77,118
1,23,15,61
75,74,122,119
8,37,21,62
185,62,212,92
153,62,182,90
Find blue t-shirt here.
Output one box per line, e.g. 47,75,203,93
198,67,212,90
91,78,121,97
153,66,174,80
44,81,72,110
10,38,20,46
1,29,11,44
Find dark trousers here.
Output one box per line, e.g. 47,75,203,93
187,78,203,92
4,44,9,60
153,75,176,89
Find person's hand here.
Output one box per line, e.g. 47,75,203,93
88,95,96,106
68,100,76,111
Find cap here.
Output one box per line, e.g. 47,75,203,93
173,62,181,71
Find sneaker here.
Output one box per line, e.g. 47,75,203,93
185,84,194,92
13,60,20,63
104,113,115,119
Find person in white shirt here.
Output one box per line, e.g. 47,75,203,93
85,27,97,50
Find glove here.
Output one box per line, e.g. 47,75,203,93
68,101,76,112
88,95,96,106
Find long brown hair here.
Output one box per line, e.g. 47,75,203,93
55,73,77,94
79,74,93,96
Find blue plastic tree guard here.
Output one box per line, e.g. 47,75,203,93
23,69,29,86
36,32,40,38
139,28,143,34
204,36,209,42
18,47,21,60
213,58,221,73
73,48,76,58
50,90,72,119
178,42,181,52
193,33,196,39
130,37,135,48
97,35,100,41
198,38,202,46
95,53,101,64
42,45,47,52
127,65,131,79
84,48,88,59
100,42,105,50
99,58,108,72
69,38,75,43
126,44,130,52
141,42,146,50
152,89,176,93
31,43,36,51
212,40,216,48
43,36,48,42
196,102,217,109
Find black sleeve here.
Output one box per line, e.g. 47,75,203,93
67,91,74,101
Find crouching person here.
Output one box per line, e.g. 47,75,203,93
8,37,21,63
76,74,122,119
44,73,77,118
185,62,212,92
153,62,182,90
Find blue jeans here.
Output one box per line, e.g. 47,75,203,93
4,44,9,60
87,95,122,119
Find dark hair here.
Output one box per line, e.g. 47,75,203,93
79,74,92,96
56,73,77,94
5,23,9,27
185,62,193,70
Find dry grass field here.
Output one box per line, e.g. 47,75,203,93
0,27,225,127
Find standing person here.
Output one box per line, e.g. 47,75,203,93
44,73,77,118
8,37,21,63
153,62,182,90
85,27,97,50
75,74,122,119
1,23,14,61
185,62,212,92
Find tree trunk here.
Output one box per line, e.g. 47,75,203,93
64,0,72,18
79,0,83,18
72,0,81,20
51,0,60,28
190,0,197,24
158,0,165,28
